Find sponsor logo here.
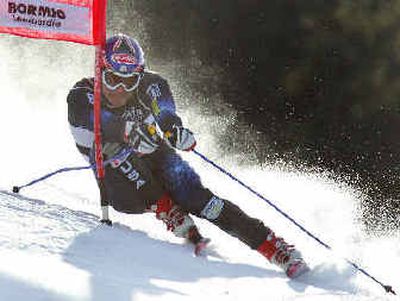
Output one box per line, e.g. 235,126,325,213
111,53,136,65
7,1,66,28
121,106,146,123
146,83,162,99
8,2,66,19
201,196,224,220
147,84,162,116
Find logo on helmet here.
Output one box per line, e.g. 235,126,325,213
104,35,145,75
111,53,136,65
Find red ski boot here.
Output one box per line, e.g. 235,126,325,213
151,194,210,256
257,231,309,278
152,194,195,238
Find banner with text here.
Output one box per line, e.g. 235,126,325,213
0,0,106,45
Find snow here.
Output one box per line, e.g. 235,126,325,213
0,36,399,301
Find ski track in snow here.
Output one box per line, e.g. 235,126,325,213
0,36,399,301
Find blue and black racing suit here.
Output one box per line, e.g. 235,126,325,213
67,70,270,249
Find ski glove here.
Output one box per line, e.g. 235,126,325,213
125,120,161,155
166,125,196,151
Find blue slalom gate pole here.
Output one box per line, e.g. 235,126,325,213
192,149,396,295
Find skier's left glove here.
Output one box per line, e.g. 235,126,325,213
165,125,196,151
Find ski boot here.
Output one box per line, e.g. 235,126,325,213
257,230,309,278
152,194,210,256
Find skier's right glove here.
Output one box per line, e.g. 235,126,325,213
165,125,196,151
125,121,161,155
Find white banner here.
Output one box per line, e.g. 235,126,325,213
0,0,108,45
0,0,89,34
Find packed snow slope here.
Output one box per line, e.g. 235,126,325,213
0,36,398,301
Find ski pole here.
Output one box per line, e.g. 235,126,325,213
12,165,91,193
12,147,134,193
12,147,135,226
192,149,396,295
10,164,114,223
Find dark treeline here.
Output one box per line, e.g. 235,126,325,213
108,1,400,231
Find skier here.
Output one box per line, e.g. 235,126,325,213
67,33,309,278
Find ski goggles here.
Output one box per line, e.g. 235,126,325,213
102,69,143,92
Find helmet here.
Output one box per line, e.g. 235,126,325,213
102,34,145,91
104,33,145,75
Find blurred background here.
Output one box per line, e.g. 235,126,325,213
104,0,400,232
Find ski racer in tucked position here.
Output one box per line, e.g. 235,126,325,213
67,33,309,278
